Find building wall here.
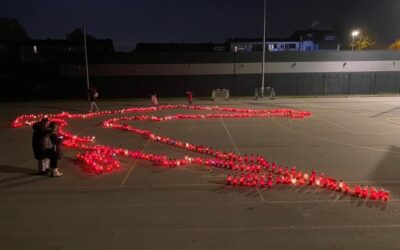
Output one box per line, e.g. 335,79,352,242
62,60,400,76
3,51,400,100
55,51,400,98
230,41,311,52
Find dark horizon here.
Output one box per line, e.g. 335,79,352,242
2,0,400,51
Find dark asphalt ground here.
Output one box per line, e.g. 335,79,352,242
1,97,400,250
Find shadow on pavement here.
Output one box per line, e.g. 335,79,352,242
369,146,400,199
370,106,400,118
0,164,48,189
0,164,34,174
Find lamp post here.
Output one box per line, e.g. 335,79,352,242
81,0,90,91
261,0,266,97
233,45,237,96
351,30,360,51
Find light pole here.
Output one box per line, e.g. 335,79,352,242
261,0,266,97
351,30,360,51
81,0,90,91
233,45,237,94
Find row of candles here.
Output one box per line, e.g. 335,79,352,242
12,104,389,201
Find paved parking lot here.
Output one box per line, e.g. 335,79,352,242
1,97,400,250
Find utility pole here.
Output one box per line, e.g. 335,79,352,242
261,0,266,97
82,0,90,91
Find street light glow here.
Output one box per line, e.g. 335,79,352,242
352,30,360,37
351,30,360,51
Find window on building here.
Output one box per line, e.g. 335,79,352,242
324,35,336,41
214,46,225,52
33,45,38,54
284,43,296,49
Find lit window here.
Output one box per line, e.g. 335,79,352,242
33,45,38,54
325,35,336,41
268,44,274,51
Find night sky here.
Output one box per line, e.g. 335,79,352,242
2,0,400,51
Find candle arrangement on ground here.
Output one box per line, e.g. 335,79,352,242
12,104,389,201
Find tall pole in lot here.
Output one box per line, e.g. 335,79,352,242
351,30,360,51
82,0,90,91
261,0,266,97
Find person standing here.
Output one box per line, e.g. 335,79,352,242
88,86,100,112
46,122,64,177
186,91,193,105
32,118,50,174
151,94,158,106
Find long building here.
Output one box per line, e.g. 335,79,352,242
2,47,400,99
56,50,400,99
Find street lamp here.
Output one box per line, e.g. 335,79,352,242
261,0,266,97
351,30,360,51
81,0,90,91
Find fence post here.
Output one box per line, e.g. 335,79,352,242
296,74,300,96
347,73,350,96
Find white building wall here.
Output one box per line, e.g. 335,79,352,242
63,60,400,76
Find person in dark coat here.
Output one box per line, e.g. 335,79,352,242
46,122,64,177
88,86,100,112
32,118,50,174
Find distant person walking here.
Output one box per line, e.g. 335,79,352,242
151,94,158,106
270,88,275,100
46,122,64,177
32,118,50,174
186,91,193,105
88,86,100,112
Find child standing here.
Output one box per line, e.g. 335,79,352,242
186,91,193,105
151,94,158,106
46,122,64,177
88,86,100,112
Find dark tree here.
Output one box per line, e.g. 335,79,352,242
0,17,29,41
66,28,95,42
